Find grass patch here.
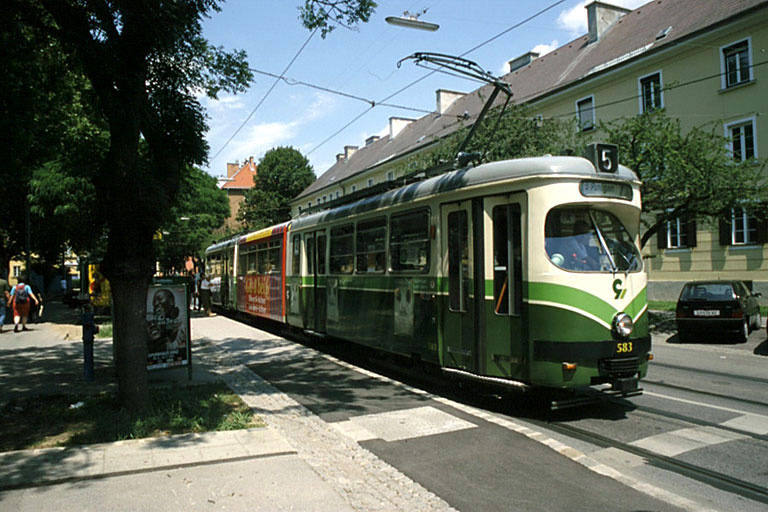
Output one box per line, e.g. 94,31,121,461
648,300,677,311
0,382,264,452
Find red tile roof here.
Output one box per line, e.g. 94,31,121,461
221,163,257,190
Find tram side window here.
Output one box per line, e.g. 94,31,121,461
390,210,430,273
256,243,269,273
493,205,522,316
317,234,327,274
306,235,315,275
330,225,354,274
448,211,469,312
356,218,386,273
292,235,301,275
247,248,257,275
269,240,281,274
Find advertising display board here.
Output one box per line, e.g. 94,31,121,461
146,284,191,370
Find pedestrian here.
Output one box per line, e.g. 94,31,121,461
0,273,10,333
9,276,39,332
193,267,201,310
199,273,212,316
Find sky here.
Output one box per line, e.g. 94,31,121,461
200,0,648,180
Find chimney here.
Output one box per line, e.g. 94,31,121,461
436,89,465,115
336,153,345,163
365,135,381,146
507,51,539,73
586,2,630,43
227,161,240,178
389,117,415,139
248,156,254,168
344,145,358,159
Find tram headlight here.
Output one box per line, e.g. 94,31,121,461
612,312,633,339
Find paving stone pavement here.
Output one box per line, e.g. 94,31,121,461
192,324,458,512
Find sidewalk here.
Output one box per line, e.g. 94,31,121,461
0,301,452,511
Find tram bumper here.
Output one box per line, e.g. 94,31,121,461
532,336,651,389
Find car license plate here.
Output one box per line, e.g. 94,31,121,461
694,310,719,317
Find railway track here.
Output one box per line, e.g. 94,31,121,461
529,418,768,506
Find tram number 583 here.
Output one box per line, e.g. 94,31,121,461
616,342,633,354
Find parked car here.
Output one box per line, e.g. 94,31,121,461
676,280,762,343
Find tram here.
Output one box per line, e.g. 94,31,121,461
206,146,651,406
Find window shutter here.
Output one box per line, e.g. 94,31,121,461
685,219,697,248
657,216,667,250
757,218,768,244
718,217,732,246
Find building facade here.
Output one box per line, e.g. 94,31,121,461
291,0,768,298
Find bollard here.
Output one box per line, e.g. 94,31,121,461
82,310,97,382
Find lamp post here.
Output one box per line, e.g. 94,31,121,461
385,10,439,31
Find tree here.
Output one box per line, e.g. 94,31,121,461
5,0,375,411
389,103,582,177
0,3,97,277
239,147,316,230
601,111,767,247
155,166,230,273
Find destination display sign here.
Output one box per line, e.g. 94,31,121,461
579,180,633,200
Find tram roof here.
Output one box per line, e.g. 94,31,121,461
292,155,638,229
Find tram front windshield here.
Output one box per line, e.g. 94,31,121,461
545,207,641,272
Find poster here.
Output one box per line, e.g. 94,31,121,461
146,284,190,370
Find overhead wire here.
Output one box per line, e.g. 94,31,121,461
306,0,570,156
209,27,318,162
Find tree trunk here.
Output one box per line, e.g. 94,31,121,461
110,276,150,412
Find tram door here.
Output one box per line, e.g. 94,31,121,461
483,194,527,380
440,202,476,371
302,231,327,333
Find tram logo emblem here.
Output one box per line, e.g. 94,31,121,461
613,279,627,300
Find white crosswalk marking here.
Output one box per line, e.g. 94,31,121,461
333,406,477,442
630,426,747,457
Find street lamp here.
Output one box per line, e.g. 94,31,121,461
385,10,439,31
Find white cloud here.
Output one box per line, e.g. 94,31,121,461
222,120,298,164
205,94,246,113
531,40,559,57
500,40,558,74
557,0,649,35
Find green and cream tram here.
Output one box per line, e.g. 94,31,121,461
278,150,649,402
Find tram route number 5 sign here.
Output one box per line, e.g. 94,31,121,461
584,143,619,174
146,284,191,371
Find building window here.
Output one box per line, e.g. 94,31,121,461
639,71,663,113
12,265,21,278
336,191,341,199
725,118,756,162
367,178,374,187
720,208,759,246
665,217,696,249
576,96,594,131
721,39,752,89
351,185,357,193
387,171,394,181
732,209,758,245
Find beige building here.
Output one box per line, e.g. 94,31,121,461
292,0,768,298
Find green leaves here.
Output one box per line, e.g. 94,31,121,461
601,111,767,246
239,146,315,230
299,0,377,38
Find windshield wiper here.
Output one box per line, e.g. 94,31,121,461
588,210,618,272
